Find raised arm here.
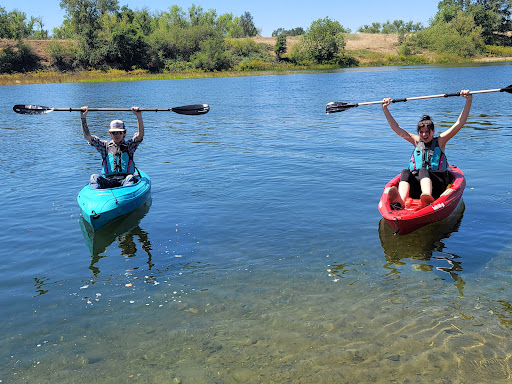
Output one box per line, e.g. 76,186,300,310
382,98,417,146
438,90,472,147
131,106,144,142
80,106,93,143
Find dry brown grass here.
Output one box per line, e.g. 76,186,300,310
252,33,399,54
345,33,399,53
0,38,69,67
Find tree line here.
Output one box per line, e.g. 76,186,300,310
1,1,353,73
2,0,512,74
360,0,512,57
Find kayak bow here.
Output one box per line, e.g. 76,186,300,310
77,169,151,231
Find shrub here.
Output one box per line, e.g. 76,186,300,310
164,59,194,72
191,38,232,71
46,40,78,71
235,58,271,71
0,40,40,73
397,41,411,56
485,45,512,57
226,38,269,58
286,43,307,64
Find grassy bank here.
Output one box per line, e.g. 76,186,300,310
2,33,512,86
0,56,498,86
0,64,348,86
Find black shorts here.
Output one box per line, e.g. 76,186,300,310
400,168,451,198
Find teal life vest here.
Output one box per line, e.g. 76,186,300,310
101,142,135,177
408,137,448,172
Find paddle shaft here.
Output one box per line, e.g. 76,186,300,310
51,108,184,112
13,103,210,115
326,85,512,113
357,88,502,107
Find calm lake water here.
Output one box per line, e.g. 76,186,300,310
2,64,512,383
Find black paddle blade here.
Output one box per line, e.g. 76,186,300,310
13,104,53,114
501,84,512,93
326,102,358,114
171,104,210,115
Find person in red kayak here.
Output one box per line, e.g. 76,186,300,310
80,106,144,189
382,90,472,208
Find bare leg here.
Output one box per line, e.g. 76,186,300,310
389,183,406,208
398,181,410,203
420,177,432,196
420,177,435,205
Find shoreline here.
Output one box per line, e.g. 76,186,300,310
3,57,512,86
2,33,512,86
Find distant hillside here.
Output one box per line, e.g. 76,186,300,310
252,34,399,55
1,34,401,70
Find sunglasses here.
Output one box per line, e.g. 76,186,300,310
111,131,125,136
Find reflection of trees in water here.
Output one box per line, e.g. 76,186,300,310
492,300,512,328
33,277,49,296
87,226,154,277
378,201,466,296
80,200,153,277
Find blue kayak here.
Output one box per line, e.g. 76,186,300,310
77,169,151,231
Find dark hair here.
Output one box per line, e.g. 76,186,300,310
417,114,434,132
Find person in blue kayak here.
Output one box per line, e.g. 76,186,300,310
381,89,472,209
80,106,144,189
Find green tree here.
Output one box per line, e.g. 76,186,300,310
358,22,382,33
0,8,35,39
156,5,189,29
274,34,287,60
413,11,484,57
433,0,512,45
359,20,422,34
272,27,305,37
59,0,119,67
188,4,217,27
106,24,149,70
301,17,347,64
433,0,470,24
30,17,48,39
148,21,219,71
132,9,154,36
239,12,259,37
52,18,74,39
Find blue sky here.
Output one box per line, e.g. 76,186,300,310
3,0,441,36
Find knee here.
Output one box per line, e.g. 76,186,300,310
89,174,100,188
418,168,430,180
122,174,137,186
400,169,412,181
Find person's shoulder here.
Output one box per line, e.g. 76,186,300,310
90,135,109,145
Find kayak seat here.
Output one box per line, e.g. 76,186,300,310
403,174,455,209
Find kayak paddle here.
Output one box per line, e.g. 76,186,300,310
326,85,512,114
13,104,210,115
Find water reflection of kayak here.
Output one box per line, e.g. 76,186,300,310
378,165,465,235
378,200,464,262
379,201,466,294
80,198,152,258
77,169,151,231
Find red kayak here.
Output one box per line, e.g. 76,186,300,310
378,165,466,235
